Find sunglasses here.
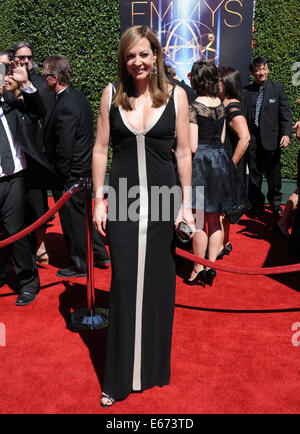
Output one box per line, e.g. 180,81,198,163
15,55,33,61
42,73,55,78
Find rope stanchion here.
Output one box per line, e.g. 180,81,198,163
0,181,82,249
176,247,300,275
68,178,108,331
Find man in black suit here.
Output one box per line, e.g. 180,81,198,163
0,51,10,284
42,54,109,278
0,63,54,305
244,56,292,215
7,42,57,261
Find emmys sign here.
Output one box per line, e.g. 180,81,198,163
121,0,254,86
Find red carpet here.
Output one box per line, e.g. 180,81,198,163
0,199,300,414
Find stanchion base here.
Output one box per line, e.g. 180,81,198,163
68,307,108,330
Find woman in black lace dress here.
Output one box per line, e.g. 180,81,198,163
217,66,250,259
184,61,247,287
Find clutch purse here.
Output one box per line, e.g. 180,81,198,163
175,222,192,244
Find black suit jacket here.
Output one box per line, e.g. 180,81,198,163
2,88,60,189
244,79,292,150
44,85,94,186
29,70,56,124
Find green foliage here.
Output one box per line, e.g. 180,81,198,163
253,0,300,179
0,0,299,177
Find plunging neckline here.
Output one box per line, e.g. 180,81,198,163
118,101,168,136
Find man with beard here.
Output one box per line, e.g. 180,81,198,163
8,41,55,122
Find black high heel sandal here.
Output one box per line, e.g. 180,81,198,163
204,268,216,286
183,269,206,286
100,392,116,408
216,242,232,260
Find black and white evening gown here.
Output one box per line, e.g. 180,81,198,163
103,85,179,400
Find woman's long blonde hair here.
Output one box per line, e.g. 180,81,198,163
113,25,172,110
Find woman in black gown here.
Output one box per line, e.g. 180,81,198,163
217,66,250,259
184,61,247,287
92,25,193,407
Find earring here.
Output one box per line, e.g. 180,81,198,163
151,61,157,76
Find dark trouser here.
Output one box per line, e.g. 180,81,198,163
248,133,282,210
291,203,300,256
291,151,300,256
0,174,40,294
52,181,109,272
24,187,49,253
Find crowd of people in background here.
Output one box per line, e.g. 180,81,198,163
0,26,299,407
0,43,110,306
0,37,299,303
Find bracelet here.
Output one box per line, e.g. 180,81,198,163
181,204,192,209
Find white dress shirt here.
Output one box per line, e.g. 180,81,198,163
0,83,37,178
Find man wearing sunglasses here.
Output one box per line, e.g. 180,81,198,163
7,41,56,122
0,63,48,305
6,42,57,266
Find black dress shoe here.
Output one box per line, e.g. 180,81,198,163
269,205,283,216
94,258,110,268
16,292,38,306
56,267,87,278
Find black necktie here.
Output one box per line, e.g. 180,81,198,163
255,86,264,127
0,116,15,175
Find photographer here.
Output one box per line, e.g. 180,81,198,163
0,62,51,305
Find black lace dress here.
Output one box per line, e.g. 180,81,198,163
223,101,247,186
189,100,247,213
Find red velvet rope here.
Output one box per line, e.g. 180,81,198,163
175,247,300,275
1,181,299,276
0,182,81,249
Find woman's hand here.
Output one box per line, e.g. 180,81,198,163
175,207,195,237
93,198,108,237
